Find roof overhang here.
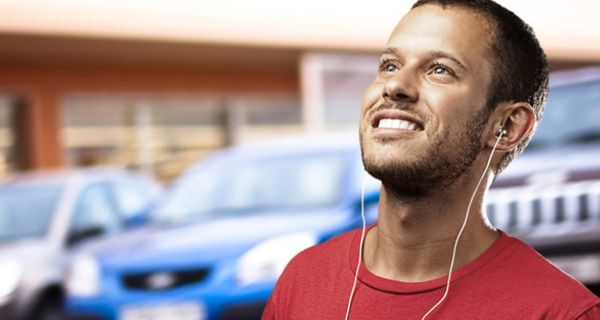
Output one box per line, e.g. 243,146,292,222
0,0,598,61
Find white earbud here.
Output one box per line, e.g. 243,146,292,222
495,127,507,138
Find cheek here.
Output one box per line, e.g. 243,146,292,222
422,87,479,128
361,83,382,114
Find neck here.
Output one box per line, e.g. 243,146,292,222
363,161,500,283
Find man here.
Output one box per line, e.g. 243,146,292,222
263,0,600,319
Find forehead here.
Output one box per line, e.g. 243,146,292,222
386,5,494,66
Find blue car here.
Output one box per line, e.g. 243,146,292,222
65,136,380,320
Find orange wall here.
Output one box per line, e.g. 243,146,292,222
0,62,299,170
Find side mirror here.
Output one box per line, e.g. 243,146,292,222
353,190,380,210
351,190,380,225
124,207,152,229
67,225,105,246
362,190,380,206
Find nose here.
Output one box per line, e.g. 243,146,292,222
382,68,419,103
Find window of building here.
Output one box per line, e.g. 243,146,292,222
300,53,379,132
0,96,16,177
62,93,301,182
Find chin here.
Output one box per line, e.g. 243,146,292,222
361,142,474,197
363,161,432,197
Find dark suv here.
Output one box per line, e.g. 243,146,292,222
487,67,600,296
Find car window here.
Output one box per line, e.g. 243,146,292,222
0,182,63,240
528,79,600,148
112,178,154,218
70,182,122,236
156,152,348,224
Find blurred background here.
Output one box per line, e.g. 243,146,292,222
0,0,597,182
0,1,598,320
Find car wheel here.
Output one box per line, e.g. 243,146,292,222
33,299,64,320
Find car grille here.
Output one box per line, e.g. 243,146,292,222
486,180,600,233
121,267,210,291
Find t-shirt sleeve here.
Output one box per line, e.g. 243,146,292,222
576,301,600,320
262,292,277,320
262,277,284,320
261,252,298,320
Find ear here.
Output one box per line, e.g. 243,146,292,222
485,101,536,151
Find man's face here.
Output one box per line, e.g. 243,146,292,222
360,5,495,195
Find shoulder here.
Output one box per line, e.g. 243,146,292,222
265,228,359,309
576,302,600,320
504,236,590,292
274,227,361,292
264,228,361,319
497,234,600,317
283,227,359,276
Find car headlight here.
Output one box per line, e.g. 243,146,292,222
67,254,100,297
0,257,21,298
236,233,317,286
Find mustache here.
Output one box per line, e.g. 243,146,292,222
366,102,426,122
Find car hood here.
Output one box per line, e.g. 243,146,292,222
494,142,600,187
85,208,352,269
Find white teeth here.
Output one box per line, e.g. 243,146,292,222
377,118,419,130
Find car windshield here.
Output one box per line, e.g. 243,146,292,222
528,79,600,149
0,182,64,241
155,152,348,224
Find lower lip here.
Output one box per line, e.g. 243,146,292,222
371,127,421,139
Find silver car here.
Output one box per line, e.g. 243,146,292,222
487,67,600,296
0,168,160,320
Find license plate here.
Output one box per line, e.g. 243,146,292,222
120,301,205,320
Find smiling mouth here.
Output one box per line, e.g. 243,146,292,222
376,118,422,131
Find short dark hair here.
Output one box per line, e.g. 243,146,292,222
412,0,549,174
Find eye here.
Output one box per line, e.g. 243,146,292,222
379,59,400,74
385,64,398,73
428,62,456,79
433,66,450,75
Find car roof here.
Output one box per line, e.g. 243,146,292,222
549,66,600,88
190,133,361,168
232,133,359,154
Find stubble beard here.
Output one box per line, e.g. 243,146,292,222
360,109,488,198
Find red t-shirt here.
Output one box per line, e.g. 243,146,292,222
263,228,600,319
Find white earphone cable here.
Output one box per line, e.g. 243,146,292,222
420,132,504,319
345,132,504,320
344,172,368,320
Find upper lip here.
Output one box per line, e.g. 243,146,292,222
370,110,425,130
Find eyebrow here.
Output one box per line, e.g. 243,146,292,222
381,47,468,71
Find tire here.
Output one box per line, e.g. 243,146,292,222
32,298,64,320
